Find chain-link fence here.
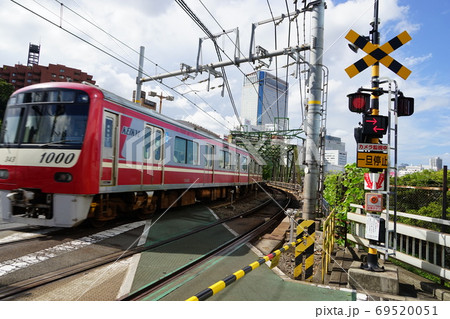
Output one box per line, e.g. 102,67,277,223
390,185,449,233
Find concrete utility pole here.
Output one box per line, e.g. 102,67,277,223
302,0,325,220
135,46,145,104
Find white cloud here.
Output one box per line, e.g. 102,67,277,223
2,0,449,166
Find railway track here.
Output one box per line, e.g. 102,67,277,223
120,188,290,300
0,186,290,300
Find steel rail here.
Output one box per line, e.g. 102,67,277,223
120,191,290,301
0,187,285,300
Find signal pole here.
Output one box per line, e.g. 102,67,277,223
365,0,384,272
302,0,325,220
345,0,414,273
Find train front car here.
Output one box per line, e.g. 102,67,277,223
0,83,100,227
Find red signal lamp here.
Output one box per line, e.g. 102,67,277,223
347,92,370,113
396,94,414,117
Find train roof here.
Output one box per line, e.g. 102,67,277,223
10,82,261,161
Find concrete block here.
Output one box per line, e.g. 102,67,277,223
347,261,399,295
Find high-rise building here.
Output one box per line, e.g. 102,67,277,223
324,135,347,172
240,71,288,131
430,157,443,171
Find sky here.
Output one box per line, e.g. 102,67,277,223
1,0,449,167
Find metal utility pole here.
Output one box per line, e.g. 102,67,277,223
302,0,325,220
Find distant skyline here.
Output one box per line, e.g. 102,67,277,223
1,0,449,166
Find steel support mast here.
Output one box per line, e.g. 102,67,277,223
302,0,325,220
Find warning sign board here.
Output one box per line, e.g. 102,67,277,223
357,152,388,169
365,193,383,212
364,172,385,191
366,213,381,241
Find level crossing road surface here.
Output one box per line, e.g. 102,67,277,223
1,204,356,301
121,205,356,301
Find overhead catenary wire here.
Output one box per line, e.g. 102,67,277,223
11,0,235,132
175,0,243,128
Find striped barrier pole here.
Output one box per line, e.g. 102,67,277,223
186,238,303,301
294,220,316,281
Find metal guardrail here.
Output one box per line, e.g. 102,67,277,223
347,204,450,281
268,181,302,192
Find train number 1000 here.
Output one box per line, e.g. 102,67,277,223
39,152,76,165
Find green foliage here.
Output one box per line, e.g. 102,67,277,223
324,163,368,213
397,169,442,187
396,169,449,232
323,163,368,246
0,79,14,124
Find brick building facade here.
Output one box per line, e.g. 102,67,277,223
0,63,95,91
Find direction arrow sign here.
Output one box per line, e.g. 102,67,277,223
345,29,412,80
364,172,386,190
362,115,388,137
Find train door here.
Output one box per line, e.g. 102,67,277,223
235,153,240,184
203,144,214,184
153,127,164,185
101,111,118,186
143,125,163,185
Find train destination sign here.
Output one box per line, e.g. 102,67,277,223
357,143,388,169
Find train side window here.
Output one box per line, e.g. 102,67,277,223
144,126,151,160
242,156,248,172
175,136,198,165
174,137,186,163
204,144,214,168
235,153,240,171
154,129,163,161
220,150,230,169
187,140,199,165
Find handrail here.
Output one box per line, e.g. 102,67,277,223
321,208,336,283
347,205,450,281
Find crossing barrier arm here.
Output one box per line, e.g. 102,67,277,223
185,238,303,301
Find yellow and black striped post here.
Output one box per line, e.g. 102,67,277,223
294,220,315,281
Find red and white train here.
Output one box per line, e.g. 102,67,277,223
0,82,262,227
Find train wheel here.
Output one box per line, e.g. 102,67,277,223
89,218,106,228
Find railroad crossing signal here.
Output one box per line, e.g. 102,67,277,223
345,29,412,80
347,92,370,113
362,115,388,137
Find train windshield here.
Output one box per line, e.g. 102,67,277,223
0,89,90,148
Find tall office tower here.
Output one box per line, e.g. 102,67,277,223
324,135,347,172
430,157,443,171
240,71,289,131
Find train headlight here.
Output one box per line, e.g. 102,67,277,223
54,172,73,183
0,169,9,179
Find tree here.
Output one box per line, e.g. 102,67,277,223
0,79,14,123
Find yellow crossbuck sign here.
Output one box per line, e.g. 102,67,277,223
345,29,412,80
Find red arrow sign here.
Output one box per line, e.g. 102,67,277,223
376,173,385,189
373,126,385,133
366,118,377,125
364,173,373,189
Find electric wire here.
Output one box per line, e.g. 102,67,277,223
175,0,243,127
11,0,235,132
54,0,234,129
